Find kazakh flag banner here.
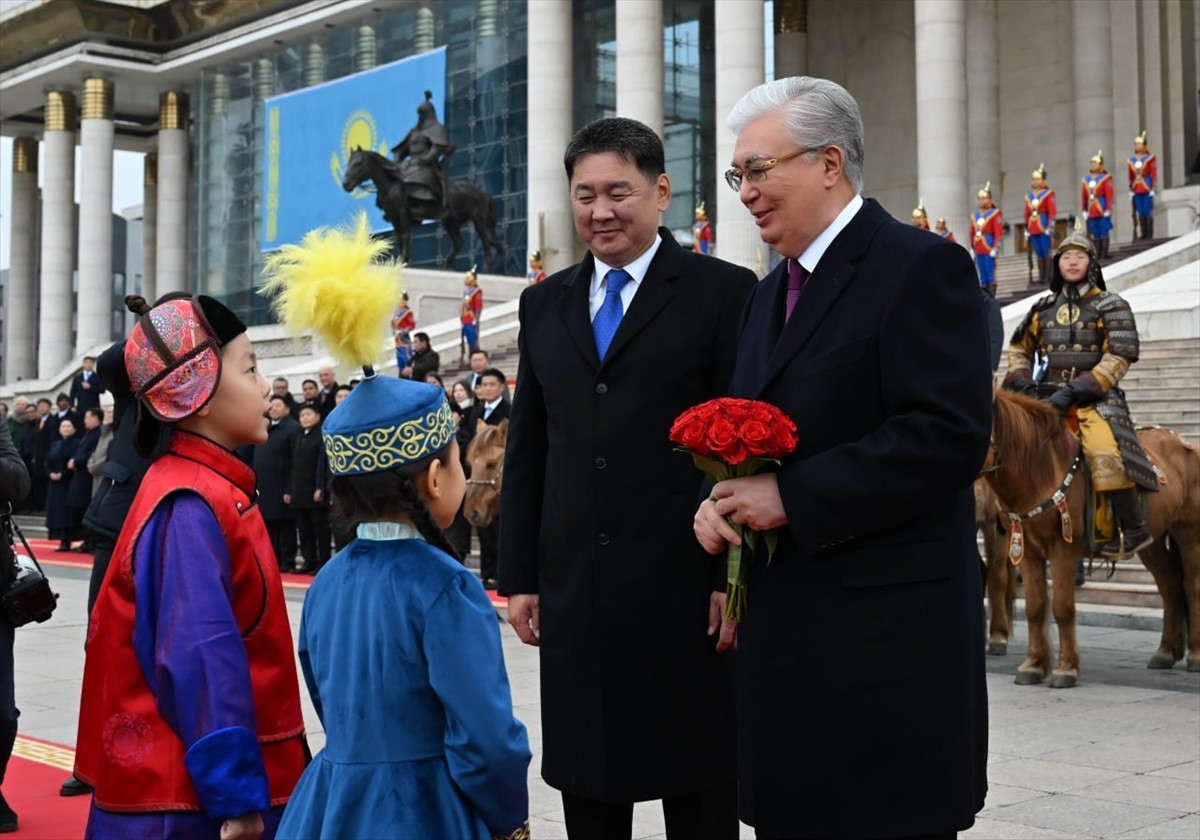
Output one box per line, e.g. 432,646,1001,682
261,47,447,250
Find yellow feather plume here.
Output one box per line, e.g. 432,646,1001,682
259,213,402,369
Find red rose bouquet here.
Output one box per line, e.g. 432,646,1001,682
669,397,798,620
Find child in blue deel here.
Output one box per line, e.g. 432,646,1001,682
268,216,530,840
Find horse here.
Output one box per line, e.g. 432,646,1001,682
341,147,508,271
984,389,1200,687
975,478,1017,655
463,419,507,528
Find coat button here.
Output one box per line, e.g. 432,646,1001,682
595,457,607,469
597,533,610,546
595,383,608,395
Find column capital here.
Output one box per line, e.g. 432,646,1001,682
81,76,115,120
44,90,76,131
13,136,38,172
159,90,190,130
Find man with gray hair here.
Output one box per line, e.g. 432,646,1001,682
693,77,992,838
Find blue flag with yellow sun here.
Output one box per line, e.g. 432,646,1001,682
261,47,447,251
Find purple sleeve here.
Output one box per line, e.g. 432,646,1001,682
131,492,270,820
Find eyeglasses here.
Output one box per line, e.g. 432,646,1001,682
724,146,820,191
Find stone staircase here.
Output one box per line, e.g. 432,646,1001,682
994,237,1172,306
1122,337,1200,444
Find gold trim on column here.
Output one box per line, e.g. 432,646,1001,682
355,25,377,72
254,58,275,102
13,137,38,173
159,91,190,130
81,77,114,120
44,90,76,132
776,0,808,34
144,153,158,187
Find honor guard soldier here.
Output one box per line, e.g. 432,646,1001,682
935,217,956,243
1004,219,1157,558
460,265,483,358
1025,163,1057,285
970,181,1003,296
1082,150,1114,259
911,199,930,231
527,250,547,285
692,202,714,254
1128,131,1156,240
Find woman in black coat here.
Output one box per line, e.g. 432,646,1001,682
45,417,80,550
67,408,103,549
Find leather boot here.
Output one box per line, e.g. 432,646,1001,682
1100,487,1154,557
1144,217,1153,240
1101,238,1111,259
1042,256,1053,284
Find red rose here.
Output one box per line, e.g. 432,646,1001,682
706,417,748,465
741,420,774,456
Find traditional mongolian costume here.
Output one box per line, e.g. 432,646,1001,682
1082,150,1114,258
1004,220,1156,557
911,198,930,231
1128,131,1156,240
935,217,956,243
527,250,547,284
461,266,483,355
970,181,1003,295
258,214,531,840
692,203,714,254
1025,163,1057,284
74,295,307,839
391,293,416,374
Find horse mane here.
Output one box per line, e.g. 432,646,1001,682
992,389,1076,491
467,421,506,463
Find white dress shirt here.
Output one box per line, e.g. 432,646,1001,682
589,234,663,322
795,194,864,276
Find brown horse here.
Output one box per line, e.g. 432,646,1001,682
463,420,507,527
975,479,1017,656
985,390,1200,686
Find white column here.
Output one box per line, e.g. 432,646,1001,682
6,137,39,381
966,0,999,195
914,0,969,246
1071,0,1114,220
1109,0,1140,237
616,0,663,137
156,91,190,295
77,77,115,355
142,153,158,304
526,0,574,274
714,0,769,274
773,0,808,80
38,91,77,378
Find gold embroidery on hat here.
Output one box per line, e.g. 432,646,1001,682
324,400,455,475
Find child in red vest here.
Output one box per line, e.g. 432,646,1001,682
74,293,306,840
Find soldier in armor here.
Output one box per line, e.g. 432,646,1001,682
1004,219,1157,558
1128,131,1156,240
934,217,956,243
970,181,1003,296
1025,163,1057,285
1082,150,1114,259
527,250,547,285
911,199,930,231
392,90,456,211
692,203,714,254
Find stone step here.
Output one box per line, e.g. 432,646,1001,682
1067,580,1163,609
1117,387,1200,401
1122,377,1200,389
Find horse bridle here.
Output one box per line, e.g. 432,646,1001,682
466,463,504,487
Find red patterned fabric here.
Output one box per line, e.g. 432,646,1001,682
124,298,222,422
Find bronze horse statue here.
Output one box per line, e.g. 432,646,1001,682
341,147,508,271
463,420,506,528
984,389,1200,686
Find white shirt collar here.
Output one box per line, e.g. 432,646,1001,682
796,194,864,275
590,234,662,296
484,397,503,412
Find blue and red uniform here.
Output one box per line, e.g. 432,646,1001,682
392,304,416,372
970,207,1003,286
461,284,482,352
1128,147,1155,229
1024,187,1056,259
1082,169,1114,241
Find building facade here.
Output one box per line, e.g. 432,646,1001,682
1,0,1197,389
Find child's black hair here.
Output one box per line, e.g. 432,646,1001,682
330,446,459,561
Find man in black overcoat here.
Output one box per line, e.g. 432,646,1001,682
254,395,300,571
695,77,991,839
69,356,106,412
465,368,509,588
499,117,755,839
287,404,331,575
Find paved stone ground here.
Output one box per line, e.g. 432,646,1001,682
11,565,1199,839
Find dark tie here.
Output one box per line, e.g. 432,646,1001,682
593,268,632,359
786,260,809,322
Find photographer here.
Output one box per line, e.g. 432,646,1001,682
1,418,32,832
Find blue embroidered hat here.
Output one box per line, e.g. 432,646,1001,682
322,375,455,476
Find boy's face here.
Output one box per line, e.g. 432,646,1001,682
182,334,271,450
298,407,320,429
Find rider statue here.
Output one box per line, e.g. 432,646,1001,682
391,90,456,212
1003,218,1158,558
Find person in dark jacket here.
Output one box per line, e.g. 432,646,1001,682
45,418,80,551
254,395,301,571
66,408,103,551
69,356,106,412
1,419,32,832
409,333,440,384
287,405,330,575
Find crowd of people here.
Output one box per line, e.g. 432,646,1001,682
0,73,1160,840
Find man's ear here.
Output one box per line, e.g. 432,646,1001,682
421,457,443,500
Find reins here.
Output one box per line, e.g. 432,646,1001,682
1004,444,1083,565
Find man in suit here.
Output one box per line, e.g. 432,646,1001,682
499,116,755,840
693,77,991,839
465,368,509,589
287,404,330,575
315,365,339,421
460,350,512,402
254,395,301,571
69,356,106,412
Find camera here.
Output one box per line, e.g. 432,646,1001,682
3,550,59,627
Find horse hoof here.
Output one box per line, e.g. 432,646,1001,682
1014,669,1043,685
1187,658,1200,673
987,642,1008,657
1147,652,1178,670
1048,672,1078,689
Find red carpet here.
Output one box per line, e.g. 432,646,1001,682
6,736,90,839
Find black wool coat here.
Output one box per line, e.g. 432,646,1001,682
729,199,992,837
498,228,755,802
288,428,325,510
254,417,300,521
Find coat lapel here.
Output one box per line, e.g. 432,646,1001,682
559,254,602,369
599,228,681,366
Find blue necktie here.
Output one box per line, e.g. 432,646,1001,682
593,268,631,360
